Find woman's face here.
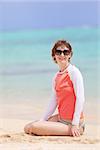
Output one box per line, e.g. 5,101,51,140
54,45,71,65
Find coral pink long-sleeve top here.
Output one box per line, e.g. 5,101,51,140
42,64,85,126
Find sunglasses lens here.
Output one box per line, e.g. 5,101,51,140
63,50,70,55
55,50,62,55
56,49,70,55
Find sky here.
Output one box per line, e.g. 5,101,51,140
0,0,99,31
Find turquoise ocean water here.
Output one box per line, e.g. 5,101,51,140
0,28,99,104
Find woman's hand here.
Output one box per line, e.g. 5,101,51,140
70,125,80,137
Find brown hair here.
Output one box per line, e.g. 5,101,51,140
51,40,73,63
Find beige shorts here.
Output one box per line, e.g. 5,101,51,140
58,118,85,132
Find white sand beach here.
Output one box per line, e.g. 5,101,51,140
0,101,100,150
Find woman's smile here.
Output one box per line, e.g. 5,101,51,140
58,57,66,62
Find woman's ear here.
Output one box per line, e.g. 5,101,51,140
53,56,57,63
68,53,72,62
68,53,71,59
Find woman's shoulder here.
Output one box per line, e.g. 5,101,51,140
68,64,83,77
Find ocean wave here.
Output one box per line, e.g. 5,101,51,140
0,67,56,76
0,28,99,47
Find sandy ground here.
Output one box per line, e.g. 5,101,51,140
0,101,100,150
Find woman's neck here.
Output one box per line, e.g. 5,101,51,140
59,62,69,72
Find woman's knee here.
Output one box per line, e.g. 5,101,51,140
24,121,40,134
24,123,31,134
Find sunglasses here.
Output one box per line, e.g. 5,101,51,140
55,49,70,56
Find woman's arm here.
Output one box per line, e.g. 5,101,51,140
40,93,57,121
70,66,85,126
41,75,57,121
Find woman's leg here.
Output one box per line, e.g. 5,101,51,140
24,120,38,134
47,114,59,122
24,114,71,136
28,120,71,136
24,114,58,134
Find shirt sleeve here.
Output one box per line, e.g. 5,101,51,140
70,66,85,126
41,77,57,121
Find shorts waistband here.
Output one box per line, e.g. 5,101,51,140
58,117,85,127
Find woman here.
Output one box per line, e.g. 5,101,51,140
24,40,85,137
